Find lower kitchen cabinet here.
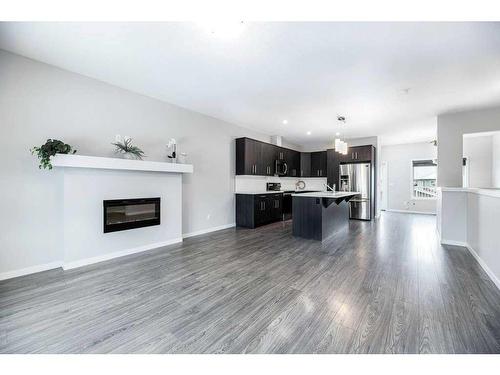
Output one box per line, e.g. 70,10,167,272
236,193,283,228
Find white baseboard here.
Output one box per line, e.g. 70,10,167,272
384,209,436,215
0,261,63,281
440,239,500,291
62,238,183,270
465,243,500,291
183,223,236,239
1,223,236,280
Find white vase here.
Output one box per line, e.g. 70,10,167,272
122,152,138,160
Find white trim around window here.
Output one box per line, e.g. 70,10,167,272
410,158,437,200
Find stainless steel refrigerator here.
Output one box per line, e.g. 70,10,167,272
339,163,371,220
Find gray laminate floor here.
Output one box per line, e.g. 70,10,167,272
1,212,500,353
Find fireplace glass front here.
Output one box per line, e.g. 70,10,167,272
103,198,160,233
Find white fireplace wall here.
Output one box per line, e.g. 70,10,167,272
62,168,182,269
0,50,303,278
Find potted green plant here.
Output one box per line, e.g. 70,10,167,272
112,135,145,160
30,139,77,169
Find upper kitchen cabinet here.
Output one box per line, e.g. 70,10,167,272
262,144,277,176
284,148,301,177
236,137,262,175
300,152,311,177
310,151,327,177
343,145,375,162
236,137,301,177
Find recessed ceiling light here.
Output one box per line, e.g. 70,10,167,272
307,131,311,135
282,120,288,125
336,132,340,136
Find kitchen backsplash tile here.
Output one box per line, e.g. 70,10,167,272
235,175,327,192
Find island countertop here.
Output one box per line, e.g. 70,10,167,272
291,191,359,198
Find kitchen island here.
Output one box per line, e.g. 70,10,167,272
292,191,358,241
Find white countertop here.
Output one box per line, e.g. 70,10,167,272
235,190,322,195
440,187,500,198
291,191,359,198
235,191,285,195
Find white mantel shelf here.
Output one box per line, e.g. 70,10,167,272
52,154,193,174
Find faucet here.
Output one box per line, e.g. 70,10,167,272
295,180,306,190
324,183,336,192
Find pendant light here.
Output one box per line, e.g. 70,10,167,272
335,115,348,155
334,137,341,151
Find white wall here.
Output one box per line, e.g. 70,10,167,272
467,192,500,288
463,135,493,188
0,50,280,275
380,142,437,214
438,188,500,289
437,189,467,243
493,133,500,187
437,105,500,187
62,168,182,269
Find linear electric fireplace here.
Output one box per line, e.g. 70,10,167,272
103,198,161,233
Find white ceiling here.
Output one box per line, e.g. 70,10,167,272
1,22,500,146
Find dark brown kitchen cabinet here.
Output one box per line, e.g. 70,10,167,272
268,194,283,221
236,137,262,175
300,152,311,177
236,193,283,228
276,148,286,161
327,148,339,188
311,151,327,177
236,137,302,177
285,149,301,177
262,144,277,176
343,145,374,162
354,145,374,161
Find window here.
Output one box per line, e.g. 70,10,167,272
412,159,437,199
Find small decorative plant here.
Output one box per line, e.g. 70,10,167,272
30,139,77,170
112,135,145,160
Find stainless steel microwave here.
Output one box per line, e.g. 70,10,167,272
275,159,288,176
